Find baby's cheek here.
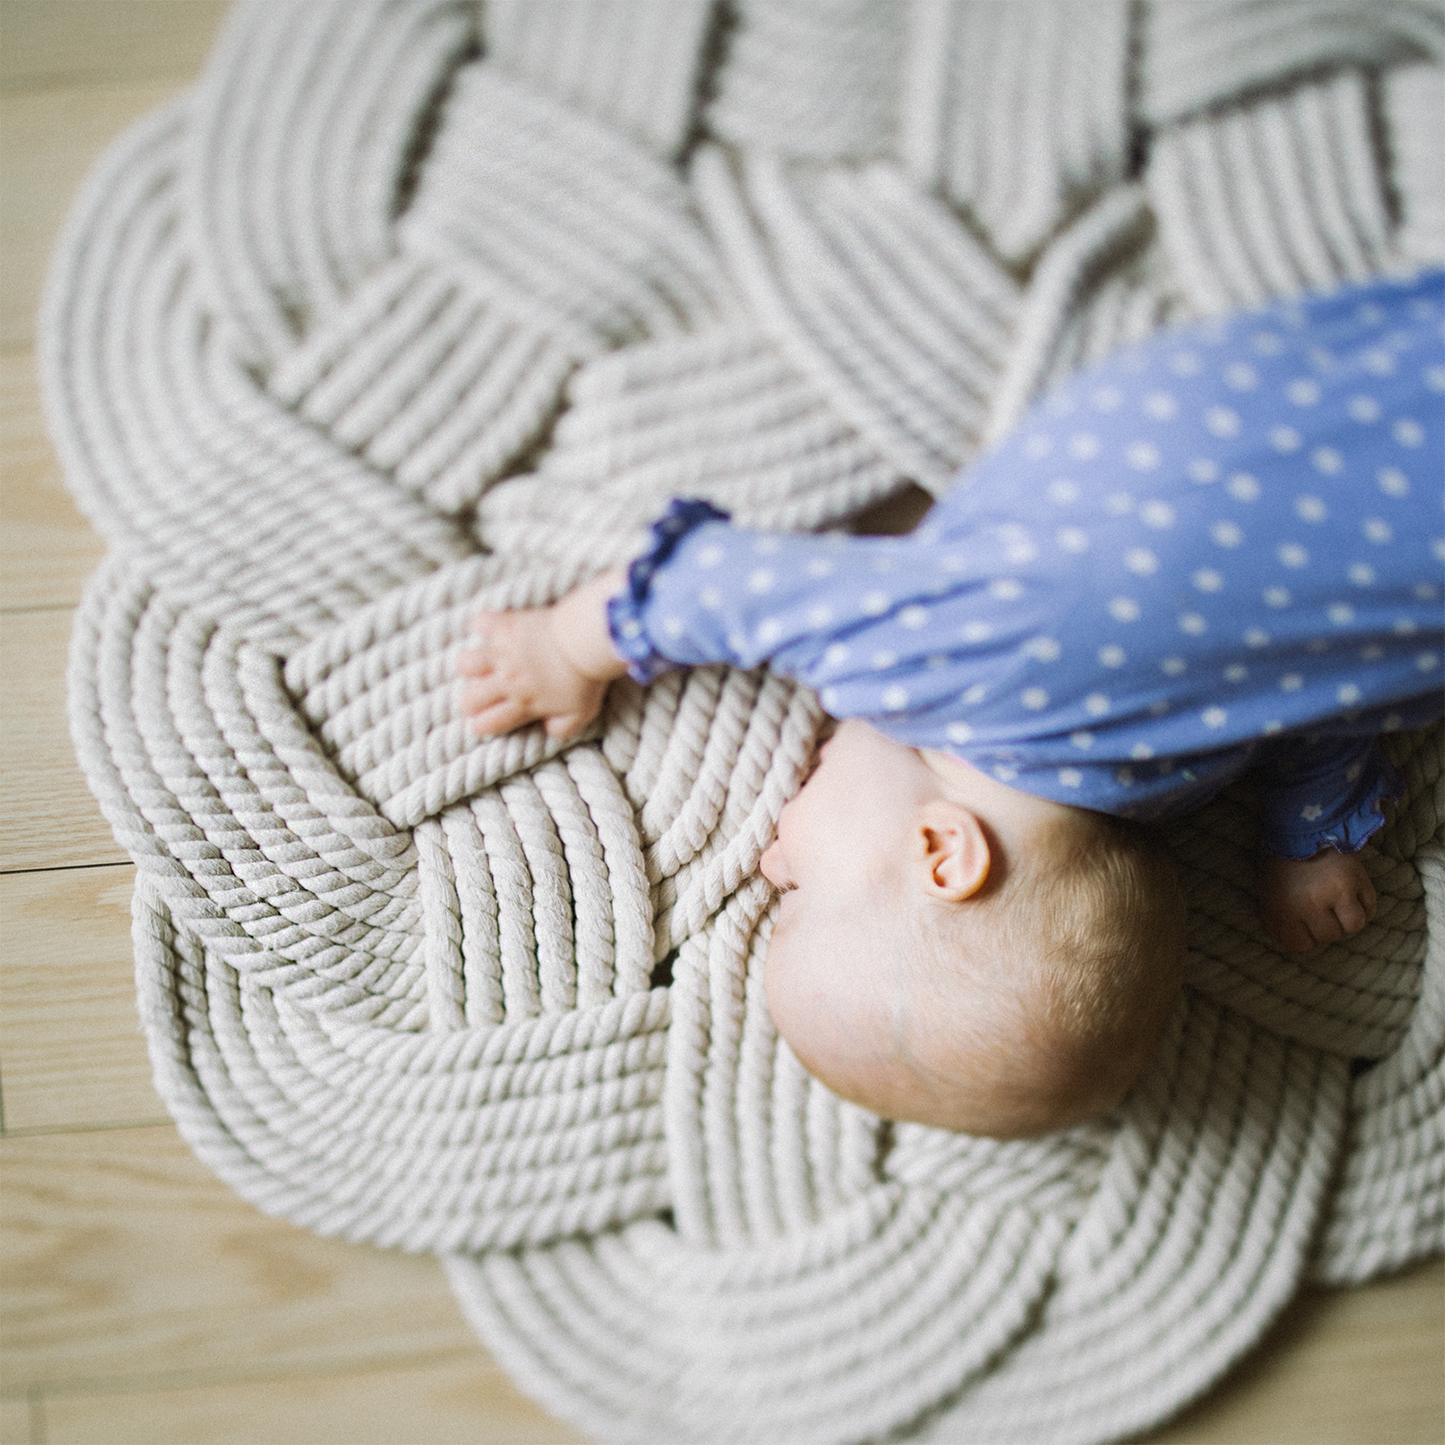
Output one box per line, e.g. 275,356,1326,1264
761,928,801,1030
762,924,835,1065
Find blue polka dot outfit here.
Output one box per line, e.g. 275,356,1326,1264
608,270,1445,858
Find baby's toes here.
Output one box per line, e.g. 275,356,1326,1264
1333,890,1374,938
1306,907,1346,948
1262,901,1317,953
1335,861,1378,937
1275,918,1317,953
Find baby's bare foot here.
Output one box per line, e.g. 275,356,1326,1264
1258,848,1377,953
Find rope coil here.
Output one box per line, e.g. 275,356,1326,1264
44,2,1444,1441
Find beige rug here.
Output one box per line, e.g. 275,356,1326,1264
42,2,1444,1440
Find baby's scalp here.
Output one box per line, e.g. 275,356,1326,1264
763,772,1185,1138
899,808,1185,1135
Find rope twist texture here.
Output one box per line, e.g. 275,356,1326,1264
43,2,1445,1440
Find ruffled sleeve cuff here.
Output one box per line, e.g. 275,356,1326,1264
606,498,731,683
1258,753,1403,860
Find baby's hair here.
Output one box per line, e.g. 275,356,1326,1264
898,810,1186,1137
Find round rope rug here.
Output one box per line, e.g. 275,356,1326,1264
42,3,1445,1442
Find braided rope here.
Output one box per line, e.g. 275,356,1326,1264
43,3,1444,1442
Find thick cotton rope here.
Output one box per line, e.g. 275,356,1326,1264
42,3,1445,1443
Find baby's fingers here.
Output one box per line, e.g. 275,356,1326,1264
459,677,533,737
466,698,534,738
544,712,590,740
461,612,518,665
458,675,507,714
456,644,495,679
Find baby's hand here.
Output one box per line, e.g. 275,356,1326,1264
1257,848,1378,953
459,607,606,739
458,569,628,741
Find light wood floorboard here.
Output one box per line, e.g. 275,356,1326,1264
0,80,192,351
0,351,105,610
0,864,154,1134
1146,1261,1444,1444
0,605,126,870
0,4,1439,1443
0,1395,29,1445
39,1354,584,1445
1,1127,482,1392
0,2,232,93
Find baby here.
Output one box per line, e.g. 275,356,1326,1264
460,269,1445,1138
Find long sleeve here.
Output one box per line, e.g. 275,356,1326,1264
605,499,1049,711
605,268,1443,829
1252,735,1403,858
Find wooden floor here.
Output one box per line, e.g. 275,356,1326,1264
0,5,1440,1444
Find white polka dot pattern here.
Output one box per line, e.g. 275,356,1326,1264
633,271,1444,856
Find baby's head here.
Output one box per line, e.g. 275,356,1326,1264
759,721,1185,1138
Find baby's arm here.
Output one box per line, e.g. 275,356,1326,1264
1257,848,1377,953
458,568,628,739
458,496,949,739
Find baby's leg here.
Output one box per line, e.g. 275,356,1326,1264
1257,848,1377,953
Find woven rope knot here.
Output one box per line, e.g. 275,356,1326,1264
44,2,1444,1441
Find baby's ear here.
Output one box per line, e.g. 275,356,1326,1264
916,800,990,902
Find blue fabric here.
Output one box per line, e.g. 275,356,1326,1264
608,499,730,682
608,270,1445,856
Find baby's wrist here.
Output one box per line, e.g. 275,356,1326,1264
552,568,629,682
